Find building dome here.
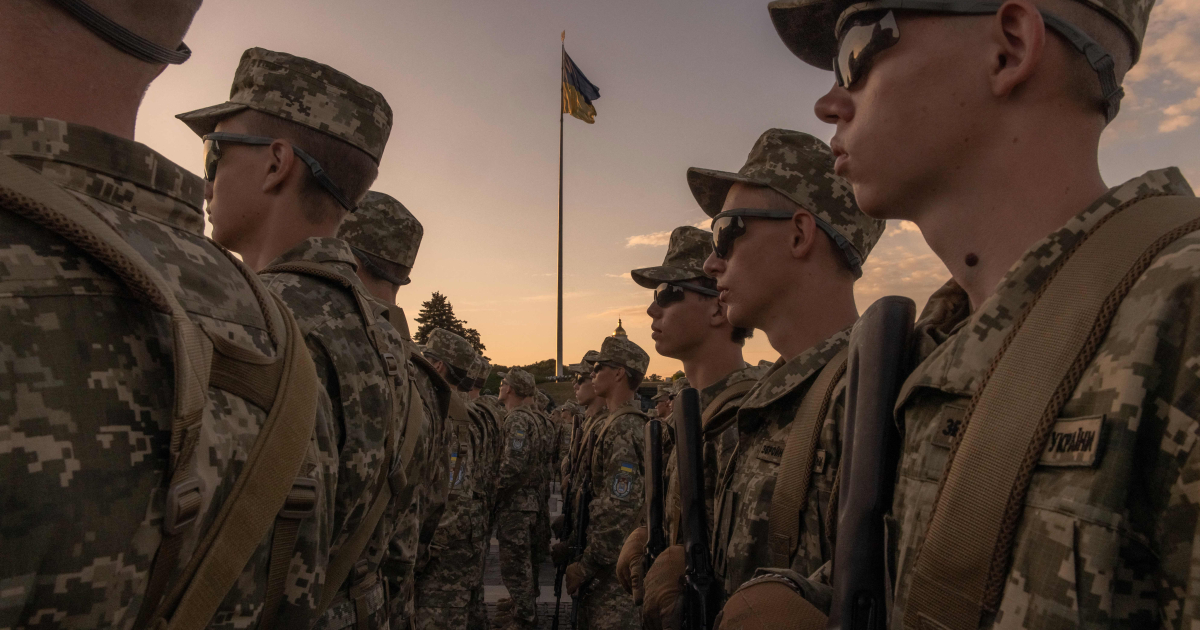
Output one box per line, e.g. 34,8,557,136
613,318,627,338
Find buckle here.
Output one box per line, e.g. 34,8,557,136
279,477,319,519
163,479,202,535
382,352,400,376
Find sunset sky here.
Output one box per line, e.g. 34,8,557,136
136,0,1200,377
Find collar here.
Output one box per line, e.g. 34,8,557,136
738,328,852,412
896,167,1195,410
268,236,361,270
0,115,206,234
697,362,765,409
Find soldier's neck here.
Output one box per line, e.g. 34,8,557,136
681,344,745,391
587,399,606,416
605,389,635,411
237,204,341,272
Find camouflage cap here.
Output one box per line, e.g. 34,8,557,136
535,389,551,408
630,226,714,289
651,385,673,402
567,350,602,375
176,47,392,163
423,328,476,373
670,376,691,394
338,191,424,276
596,336,650,376
501,367,537,398
687,128,885,275
474,357,492,389
768,0,1152,71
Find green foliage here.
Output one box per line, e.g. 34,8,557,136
484,358,560,394
646,373,663,382
413,291,486,353
671,370,685,381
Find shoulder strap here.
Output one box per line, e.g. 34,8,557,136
766,349,848,568
904,194,1200,630
701,378,757,434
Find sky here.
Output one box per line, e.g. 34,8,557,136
136,0,1200,377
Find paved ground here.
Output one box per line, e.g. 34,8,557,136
481,490,574,628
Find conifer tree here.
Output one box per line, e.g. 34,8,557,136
413,291,486,353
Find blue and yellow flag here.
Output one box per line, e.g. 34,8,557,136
562,50,600,124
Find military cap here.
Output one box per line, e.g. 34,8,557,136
423,328,476,373
595,336,650,376
501,367,537,398
768,0,1152,71
651,385,673,402
670,377,690,394
535,389,551,409
568,349,602,375
687,128,884,275
338,191,424,283
176,47,392,163
630,226,714,289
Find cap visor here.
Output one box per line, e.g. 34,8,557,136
687,167,764,217
768,0,845,70
175,102,251,138
630,266,708,289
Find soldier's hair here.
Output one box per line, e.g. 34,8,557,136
625,368,644,391
425,351,468,387
691,276,755,344
355,249,411,287
240,111,379,224
1032,0,1133,118
732,184,857,278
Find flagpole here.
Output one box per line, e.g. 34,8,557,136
556,32,565,379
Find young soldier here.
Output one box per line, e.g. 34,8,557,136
728,0,1200,625
0,4,334,628
177,49,416,628
612,225,767,614
337,193,452,629
645,129,884,626
565,336,651,630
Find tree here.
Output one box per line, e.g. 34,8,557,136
646,374,663,383
413,291,486,353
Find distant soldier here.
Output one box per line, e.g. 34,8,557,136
650,385,672,419
338,192,452,629
177,48,417,628
0,4,333,628
492,367,549,630
464,355,505,629
565,336,651,630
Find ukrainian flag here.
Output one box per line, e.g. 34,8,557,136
562,50,601,124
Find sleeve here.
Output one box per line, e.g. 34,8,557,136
496,410,534,497
582,414,646,573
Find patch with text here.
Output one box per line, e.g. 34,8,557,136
1039,415,1104,467
758,439,785,465
931,404,967,449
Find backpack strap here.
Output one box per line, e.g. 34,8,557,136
766,349,848,568
904,194,1200,630
701,379,757,436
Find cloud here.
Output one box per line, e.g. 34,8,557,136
625,230,673,247
1157,86,1200,132
853,220,950,313
520,291,590,302
1124,0,1200,133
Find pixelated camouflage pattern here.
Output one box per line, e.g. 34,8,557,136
503,367,537,398
712,331,849,598
495,401,549,626
887,168,1200,628
260,236,415,629
339,191,423,269
596,336,650,375
423,328,476,373
0,116,336,629
466,396,505,628
496,403,546,514
687,129,884,271
176,47,392,162
630,226,714,288
576,572,640,630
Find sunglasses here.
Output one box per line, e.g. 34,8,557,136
653,281,721,308
591,361,622,375
709,209,796,259
202,132,358,212
833,2,1122,121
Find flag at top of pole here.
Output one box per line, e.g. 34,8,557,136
562,40,601,124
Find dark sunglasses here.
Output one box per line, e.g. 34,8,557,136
833,2,1122,121
653,281,721,307
709,209,796,259
591,361,622,375
202,132,358,212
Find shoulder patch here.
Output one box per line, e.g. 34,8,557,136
757,439,785,465
611,468,635,500
930,404,967,449
1039,415,1104,467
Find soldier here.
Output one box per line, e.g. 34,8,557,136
651,129,884,624
650,386,672,419
337,192,452,629
612,225,769,618
176,48,416,628
0,3,334,628
565,336,651,630
492,367,549,630
559,351,607,491
733,0,1200,624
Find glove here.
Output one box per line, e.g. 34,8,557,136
495,597,513,612
631,561,645,606
565,561,592,596
551,513,565,539
616,526,648,594
492,610,513,628
642,545,685,630
551,540,570,566
715,573,828,630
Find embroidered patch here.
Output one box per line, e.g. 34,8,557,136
757,440,785,464
619,461,636,474
1039,415,1104,467
452,462,467,488
813,449,827,474
612,471,634,499
512,429,526,452
930,405,967,449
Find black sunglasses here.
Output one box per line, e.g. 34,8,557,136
202,132,358,212
709,209,796,259
591,361,622,375
653,281,721,308
833,2,1122,121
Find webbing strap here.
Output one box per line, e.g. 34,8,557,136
766,349,848,568
904,195,1200,630
319,471,393,615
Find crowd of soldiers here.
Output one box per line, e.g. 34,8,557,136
2,0,1199,628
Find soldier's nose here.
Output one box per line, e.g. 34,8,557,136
815,86,853,125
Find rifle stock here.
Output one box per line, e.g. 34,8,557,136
676,388,718,630
552,415,584,630
644,418,667,576
569,431,595,629
827,296,915,630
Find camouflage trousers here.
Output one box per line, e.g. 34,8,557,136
414,534,486,629
496,510,541,626
314,573,391,630
577,568,638,630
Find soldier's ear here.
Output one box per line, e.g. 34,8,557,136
261,139,299,195
989,0,1046,102
788,210,819,261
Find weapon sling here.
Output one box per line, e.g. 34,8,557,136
904,194,1200,630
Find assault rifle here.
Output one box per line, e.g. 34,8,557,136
643,417,667,577
676,388,719,630
827,296,915,630
569,431,595,630
552,416,583,630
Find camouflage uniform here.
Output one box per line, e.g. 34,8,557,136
495,368,547,628
467,392,504,630
574,337,651,630
689,130,884,597
178,49,411,630
0,116,335,627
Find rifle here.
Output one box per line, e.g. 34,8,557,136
827,296,915,630
552,416,583,630
643,417,667,577
676,388,719,630
569,431,595,629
